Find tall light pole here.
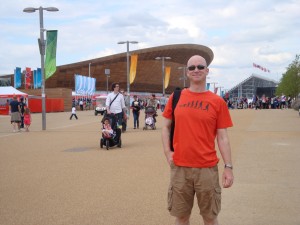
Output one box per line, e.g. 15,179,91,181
105,69,110,94
217,86,224,96
155,57,171,95
210,82,218,93
88,62,92,77
117,41,138,116
178,66,187,88
23,6,59,131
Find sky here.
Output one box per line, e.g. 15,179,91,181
0,0,300,91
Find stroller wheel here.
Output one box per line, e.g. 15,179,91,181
106,139,110,150
100,139,103,148
153,126,156,130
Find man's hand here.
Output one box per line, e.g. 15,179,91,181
222,168,234,188
165,150,174,166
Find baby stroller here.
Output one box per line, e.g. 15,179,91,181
143,106,157,130
100,114,122,150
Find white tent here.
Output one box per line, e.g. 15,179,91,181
0,86,28,98
0,86,28,115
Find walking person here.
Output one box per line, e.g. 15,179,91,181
70,106,78,120
131,95,141,129
160,94,167,112
106,83,127,130
9,96,21,132
23,107,32,132
120,89,129,132
162,52,234,225
19,97,26,129
147,94,158,122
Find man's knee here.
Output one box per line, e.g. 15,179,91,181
175,215,190,225
202,216,218,225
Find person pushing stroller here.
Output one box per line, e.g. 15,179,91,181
100,114,122,149
143,94,158,130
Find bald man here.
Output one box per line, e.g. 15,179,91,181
162,54,234,225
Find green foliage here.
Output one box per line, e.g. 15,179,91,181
276,55,300,98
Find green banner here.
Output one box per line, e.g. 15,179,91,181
45,30,58,80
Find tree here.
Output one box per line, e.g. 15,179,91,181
276,55,300,99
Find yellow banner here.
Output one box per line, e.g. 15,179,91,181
130,54,138,84
164,66,171,89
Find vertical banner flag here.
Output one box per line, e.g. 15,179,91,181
164,66,171,89
129,54,138,84
45,30,58,80
214,87,218,94
33,69,42,89
206,83,210,90
75,74,96,95
25,67,32,89
36,68,42,88
33,70,37,89
14,67,21,88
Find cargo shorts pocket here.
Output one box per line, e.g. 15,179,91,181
212,187,222,216
167,185,173,211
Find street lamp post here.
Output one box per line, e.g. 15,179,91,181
217,86,224,96
23,6,59,131
210,82,218,93
117,41,138,116
105,69,110,94
178,66,187,88
155,57,171,95
88,62,92,77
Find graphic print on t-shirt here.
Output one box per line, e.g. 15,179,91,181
178,100,210,111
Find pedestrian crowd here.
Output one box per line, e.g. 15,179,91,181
225,93,294,110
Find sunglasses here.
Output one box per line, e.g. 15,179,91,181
187,65,206,71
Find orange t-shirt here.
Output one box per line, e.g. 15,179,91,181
163,89,233,168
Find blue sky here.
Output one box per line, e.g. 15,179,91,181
0,0,299,90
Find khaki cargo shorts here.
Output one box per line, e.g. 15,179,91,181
167,162,221,219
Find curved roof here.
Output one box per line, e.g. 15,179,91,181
46,44,214,94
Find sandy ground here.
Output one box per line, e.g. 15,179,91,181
0,108,300,225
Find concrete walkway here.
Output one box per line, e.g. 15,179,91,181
0,109,299,225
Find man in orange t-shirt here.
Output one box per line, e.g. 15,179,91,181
162,52,234,225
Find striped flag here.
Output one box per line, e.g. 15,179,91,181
75,74,96,95
253,63,270,73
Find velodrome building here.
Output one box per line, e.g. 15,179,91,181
45,43,213,94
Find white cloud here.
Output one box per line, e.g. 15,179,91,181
0,0,299,90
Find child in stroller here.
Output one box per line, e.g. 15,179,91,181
143,106,157,130
100,114,122,150
102,118,114,138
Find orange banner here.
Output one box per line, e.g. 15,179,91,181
164,66,171,89
130,54,138,84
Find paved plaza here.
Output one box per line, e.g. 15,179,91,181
0,108,300,225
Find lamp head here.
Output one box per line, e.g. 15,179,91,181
45,7,59,12
23,7,37,13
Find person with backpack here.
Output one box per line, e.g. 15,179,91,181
161,53,234,225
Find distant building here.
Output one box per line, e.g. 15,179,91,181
228,74,278,100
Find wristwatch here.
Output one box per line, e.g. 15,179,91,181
224,164,233,169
